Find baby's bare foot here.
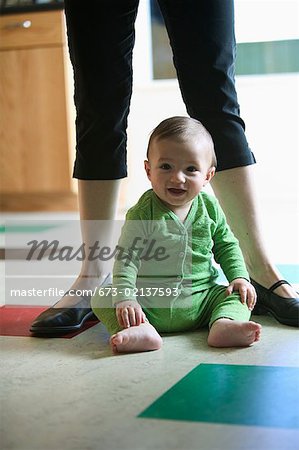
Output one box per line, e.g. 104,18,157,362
110,323,162,353
208,319,262,348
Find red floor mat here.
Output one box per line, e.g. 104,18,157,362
0,305,99,338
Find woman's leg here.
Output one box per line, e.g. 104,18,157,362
30,180,121,334
54,179,121,308
60,0,139,306
30,0,139,333
211,166,298,298
159,0,298,325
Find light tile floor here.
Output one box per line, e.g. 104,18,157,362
1,210,299,450
1,317,299,450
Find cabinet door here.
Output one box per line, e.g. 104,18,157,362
0,45,72,193
0,47,71,192
0,11,71,194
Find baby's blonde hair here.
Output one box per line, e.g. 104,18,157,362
147,116,217,168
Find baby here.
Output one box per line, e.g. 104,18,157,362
91,116,262,353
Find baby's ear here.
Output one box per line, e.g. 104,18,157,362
144,160,151,180
204,167,216,184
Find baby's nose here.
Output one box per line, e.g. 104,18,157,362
171,171,185,183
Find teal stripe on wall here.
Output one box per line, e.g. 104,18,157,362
236,39,299,75
217,264,299,284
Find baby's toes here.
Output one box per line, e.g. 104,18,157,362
110,333,123,348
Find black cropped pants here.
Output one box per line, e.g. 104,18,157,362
64,0,256,180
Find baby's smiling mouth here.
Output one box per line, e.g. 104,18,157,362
167,188,186,195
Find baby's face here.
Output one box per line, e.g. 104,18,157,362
144,137,215,211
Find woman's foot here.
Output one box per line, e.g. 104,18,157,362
208,319,262,348
251,279,299,327
249,266,297,298
110,323,163,353
30,273,111,335
249,265,299,327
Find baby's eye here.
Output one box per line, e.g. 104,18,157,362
186,166,198,172
160,163,171,170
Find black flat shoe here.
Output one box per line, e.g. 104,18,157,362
251,279,299,327
30,274,112,335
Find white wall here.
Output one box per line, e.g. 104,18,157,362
234,0,299,43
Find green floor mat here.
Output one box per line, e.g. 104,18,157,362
139,364,299,429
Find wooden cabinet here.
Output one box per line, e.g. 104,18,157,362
0,10,77,211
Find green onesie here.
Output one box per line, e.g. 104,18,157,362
91,190,251,334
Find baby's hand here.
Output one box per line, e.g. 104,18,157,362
115,300,146,328
226,278,257,311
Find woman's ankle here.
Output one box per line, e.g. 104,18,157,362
53,272,110,308
247,263,276,286
247,264,297,298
